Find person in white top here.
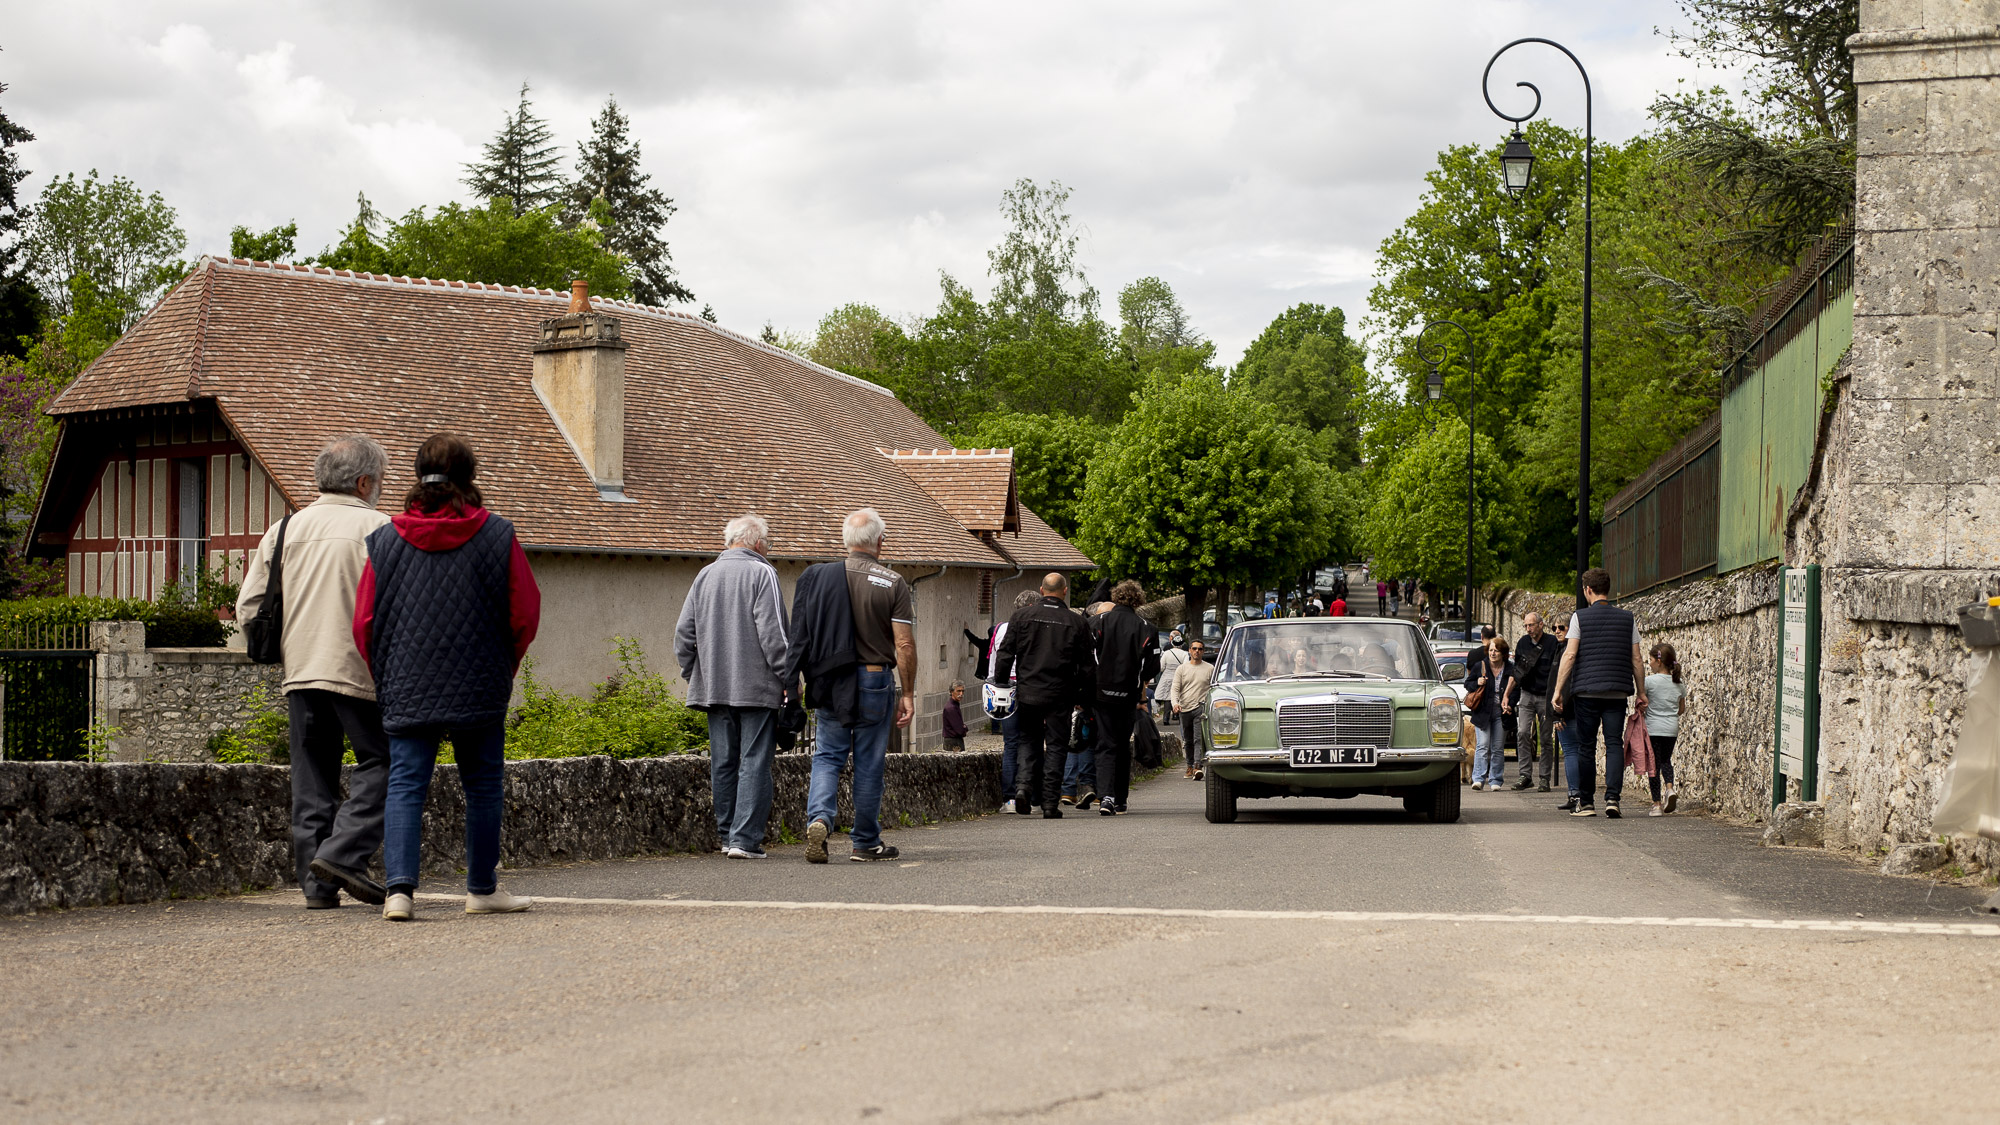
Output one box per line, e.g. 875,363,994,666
1643,642,1688,816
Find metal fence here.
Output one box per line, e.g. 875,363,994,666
0,621,96,761
1602,224,1854,598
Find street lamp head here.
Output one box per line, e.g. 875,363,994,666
1425,365,1443,401
1500,129,1534,196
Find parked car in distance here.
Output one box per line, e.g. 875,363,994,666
1200,618,1464,824
1425,620,1489,643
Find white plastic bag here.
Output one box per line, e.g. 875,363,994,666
1935,650,2000,841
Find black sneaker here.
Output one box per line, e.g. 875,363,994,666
304,896,340,910
1571,804,1598,818
805,819,830,864
1076,791,1098,810
1536,784,1551,792
309,857,387,905
849,843,900,861
1604,802,1621,819
1099,798,1118,816
1511,779,1533,791
1013,794,1035,815
1043,805,1064,819
1555,797,1578,812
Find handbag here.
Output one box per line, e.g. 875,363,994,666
1464,685,1486,711
243,515,290,665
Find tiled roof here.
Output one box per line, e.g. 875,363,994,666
879,449,1019,533
47,258,1093,569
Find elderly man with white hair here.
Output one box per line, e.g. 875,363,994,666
675,512,791,859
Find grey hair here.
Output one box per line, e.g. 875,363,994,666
723,512,770,549
1013,589,1041,609
314,435,386,496
842,507,886,550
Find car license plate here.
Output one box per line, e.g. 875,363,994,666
1290,745,1376,768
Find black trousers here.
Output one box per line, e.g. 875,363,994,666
288,689,392,900
1012,702,1073,811
1094,698,1138,806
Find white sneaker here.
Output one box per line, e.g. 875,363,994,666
465,888,532,914
725,847,768,860
1471,781,1484,791
1000,799,1016,814
383,893,414,922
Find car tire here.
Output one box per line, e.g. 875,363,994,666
1204,769,1238,823
1413,774,1461,824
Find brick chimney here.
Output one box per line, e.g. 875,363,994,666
531,280,631,500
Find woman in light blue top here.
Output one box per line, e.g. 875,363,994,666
1643,642,1687,816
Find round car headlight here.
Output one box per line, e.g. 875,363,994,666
1210,693,1243,746
1428,694,1461,744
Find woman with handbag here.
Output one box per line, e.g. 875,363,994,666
353,433,541,922
1465,637,1514,791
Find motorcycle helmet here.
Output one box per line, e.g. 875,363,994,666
982,682,1016,721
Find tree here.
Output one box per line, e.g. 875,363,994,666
0,72,37,359
959,411,1105,540
567,96,692,305
229,221,297,262
1232,303,1367,465
758,321,809,353
462,83,566,217
988,178,1094,329
808,302,895,371
1117,276,1197,356
1361,415,1514,594
23,170,186,328
314,195,630,296
1077,372,1340,633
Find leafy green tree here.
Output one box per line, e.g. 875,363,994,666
808,302,895,371
23,170,186,328
229,221,297,262
959,411,1104,540
0,74,37,358
988,178,1094,328
462,83,566,217
567,96,692,305
1077,372,1339,632
315,195,630,296
1361,415,1514,594
1117,276,1197,356
1233,303,1366,465
758,321,810,353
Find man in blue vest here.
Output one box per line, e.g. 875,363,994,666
1551,567,1648,818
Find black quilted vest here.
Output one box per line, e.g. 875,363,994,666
365,514,516,735
1571,600,1636,696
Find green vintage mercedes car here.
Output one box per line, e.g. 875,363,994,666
1200,617,1464,823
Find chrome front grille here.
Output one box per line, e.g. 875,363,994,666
1276,695,1395,750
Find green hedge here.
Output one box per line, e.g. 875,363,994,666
0,596,232,648
506,637,708,759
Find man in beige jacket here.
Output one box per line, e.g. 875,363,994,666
238,436,394,909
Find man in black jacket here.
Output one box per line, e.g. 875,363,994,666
1506,611,1560,791
1091,579,1158,816
991,572,1095,818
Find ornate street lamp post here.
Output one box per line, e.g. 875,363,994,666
1484,37,1592,609
1418,319,1476,634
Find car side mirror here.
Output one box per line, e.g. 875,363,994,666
1440,661,1466,681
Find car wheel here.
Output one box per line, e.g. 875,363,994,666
1204,769,1238,823
1420,774,1462,823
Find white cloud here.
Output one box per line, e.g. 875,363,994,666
2,0,1742,362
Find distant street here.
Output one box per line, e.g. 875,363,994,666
4,773,1997,1124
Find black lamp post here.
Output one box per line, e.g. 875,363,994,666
1484,37,1591,610
1418,319,1476,634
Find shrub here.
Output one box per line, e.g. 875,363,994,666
507,637,708,759
205,685,290,763
0,594,231,647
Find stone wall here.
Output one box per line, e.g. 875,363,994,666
90,620,284,763
0,749,1006,913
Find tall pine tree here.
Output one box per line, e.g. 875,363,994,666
567,96,692,305
462,83,565,216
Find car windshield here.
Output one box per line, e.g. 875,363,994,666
1214,621,1438,683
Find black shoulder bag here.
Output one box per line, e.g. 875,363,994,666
244,515,290,665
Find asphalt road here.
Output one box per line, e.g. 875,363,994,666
4,772,1998,1124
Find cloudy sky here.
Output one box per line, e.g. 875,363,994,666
3,0,1736,364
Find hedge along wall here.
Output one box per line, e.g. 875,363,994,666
0,751,1006,913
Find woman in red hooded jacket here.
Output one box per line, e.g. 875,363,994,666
354,433,540,922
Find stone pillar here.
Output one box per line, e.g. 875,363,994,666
1813,2,2000,853
89,620,152,762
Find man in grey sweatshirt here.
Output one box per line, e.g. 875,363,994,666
674,513,791,858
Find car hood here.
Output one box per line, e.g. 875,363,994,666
1212,678,1442,706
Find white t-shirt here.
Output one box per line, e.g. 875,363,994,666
1644,673,1684,737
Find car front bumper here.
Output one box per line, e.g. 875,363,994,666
1206,747,1460,790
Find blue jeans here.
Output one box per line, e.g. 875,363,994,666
384,720,507,895
1568,695,1629,806
1063,745,1097,794
1556,718,1580,798
1472,715,1505,786
708,706,777,853
999,711,1020,795
808,667,894,850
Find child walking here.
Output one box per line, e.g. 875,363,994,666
1644,643,1687,815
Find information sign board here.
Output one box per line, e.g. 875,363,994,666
1773,565,1821,803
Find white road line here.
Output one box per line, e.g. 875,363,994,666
398,893,2000,937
